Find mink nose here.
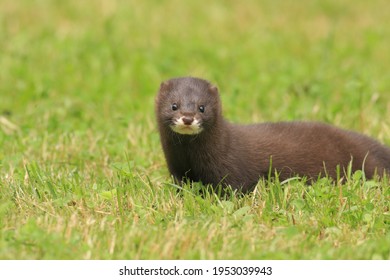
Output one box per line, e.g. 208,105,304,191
182,116,194,125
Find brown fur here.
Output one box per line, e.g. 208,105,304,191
156,77,390,192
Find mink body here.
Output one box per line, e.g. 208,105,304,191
156,77,390,192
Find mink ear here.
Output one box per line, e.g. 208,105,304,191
159,81,172,93
208,84,219,95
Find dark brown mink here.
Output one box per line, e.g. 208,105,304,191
155,76,390,192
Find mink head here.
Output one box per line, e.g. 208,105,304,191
156,77,222,135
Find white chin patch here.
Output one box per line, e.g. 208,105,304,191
171,117,203,135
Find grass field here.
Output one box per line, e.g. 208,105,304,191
0,0,389,259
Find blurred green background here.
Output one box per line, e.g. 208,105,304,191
1,0,390,171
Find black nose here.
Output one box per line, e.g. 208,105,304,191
182,116,194,125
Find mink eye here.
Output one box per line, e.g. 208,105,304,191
171,103,178,111
199,105,205,113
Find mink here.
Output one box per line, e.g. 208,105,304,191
155,77,390,192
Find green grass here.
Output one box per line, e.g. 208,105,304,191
1,0,389,259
